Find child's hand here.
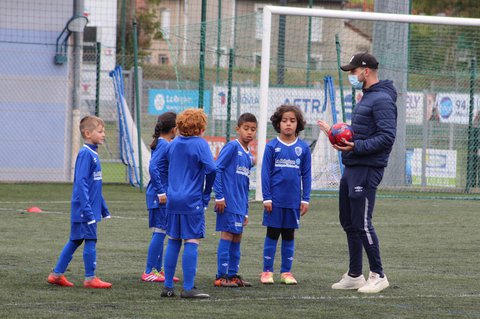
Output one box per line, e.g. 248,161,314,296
158,194,167,204
215,199,226,213
263,202,272,213
300,203,309,216
243,216,249,226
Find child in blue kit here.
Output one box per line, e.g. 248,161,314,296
213,113,257,288
47,115,112,289
142,112,179,283
260,105,312,285
159,108,216,299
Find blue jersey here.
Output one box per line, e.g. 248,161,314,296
214,139,254,216
70,144,110,223
160,136,216,214
261,137,312,208
146,138,168,209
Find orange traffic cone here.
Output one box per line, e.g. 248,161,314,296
26,206,42,213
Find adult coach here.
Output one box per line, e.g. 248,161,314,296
317,52,397,293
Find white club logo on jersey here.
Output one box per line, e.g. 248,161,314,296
238,151,243,156
93,171,102,181
275,147,281,152
295,147,302,156
236,165,250,177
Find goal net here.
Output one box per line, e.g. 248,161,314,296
160,5,480,196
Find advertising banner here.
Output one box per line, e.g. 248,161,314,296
148,89,211,115
406,148,457,187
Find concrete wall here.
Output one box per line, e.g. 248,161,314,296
0,1,73,182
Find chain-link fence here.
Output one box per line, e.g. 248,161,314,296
161,10,480,194
1,1,479,197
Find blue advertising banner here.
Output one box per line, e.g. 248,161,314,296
148,89,211,115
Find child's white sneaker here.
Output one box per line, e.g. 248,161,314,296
331,272,366,289
357,271,389,293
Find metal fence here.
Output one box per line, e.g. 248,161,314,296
0,1,479,198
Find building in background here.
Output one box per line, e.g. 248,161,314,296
140,0,346,68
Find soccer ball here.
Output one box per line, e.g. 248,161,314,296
328,123,353,146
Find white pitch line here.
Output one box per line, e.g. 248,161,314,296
0,207,147,220
0,207,457,226
0,200,139,204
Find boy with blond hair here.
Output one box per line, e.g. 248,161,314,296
48,115,112,289
159,108,216,299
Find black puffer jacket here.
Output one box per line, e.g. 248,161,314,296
342,80,397,168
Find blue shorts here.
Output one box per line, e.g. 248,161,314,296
70,221,97,240
149,206,167,230
263,207,300,229
167,212,205,239
216,212,245,234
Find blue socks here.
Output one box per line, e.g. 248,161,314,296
182,242,198,291
163,239,181,288
145,232,166,273
280,239,294,273
217,239,231,277
228,242,241,277
53,240,81,274
263,237,278,272
163,239,182,288
263,237,295,273
83,240,97,278
53,239,97,278
163,240,199,291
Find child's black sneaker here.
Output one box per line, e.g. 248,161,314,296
160,286,176,297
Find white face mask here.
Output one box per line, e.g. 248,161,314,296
348,69,365,89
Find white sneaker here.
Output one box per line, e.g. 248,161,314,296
357,271,389,293
331,272,366,290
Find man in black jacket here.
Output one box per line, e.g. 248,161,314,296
318,52,397,293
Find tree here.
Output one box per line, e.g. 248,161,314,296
412,0,480,18
117,0,163,64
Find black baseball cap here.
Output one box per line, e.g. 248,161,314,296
340,52,379,71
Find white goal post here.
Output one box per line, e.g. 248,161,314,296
255,6,480,201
